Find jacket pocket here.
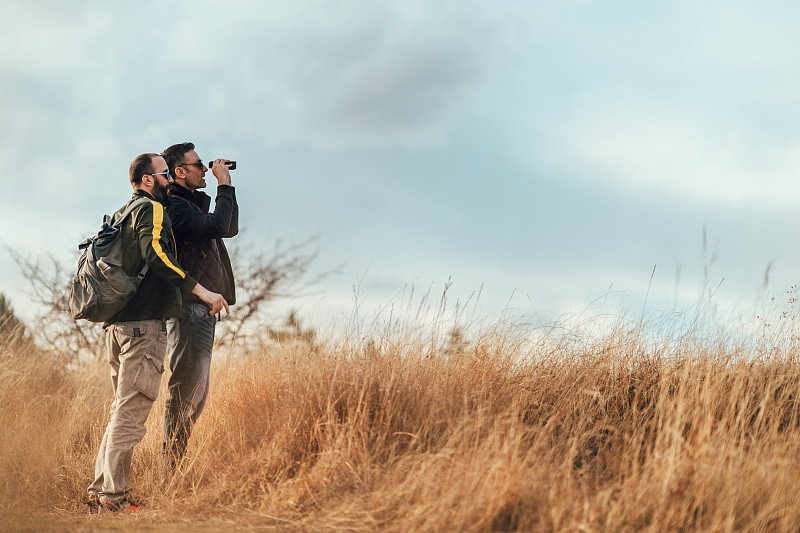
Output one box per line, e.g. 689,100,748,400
131,353,165,401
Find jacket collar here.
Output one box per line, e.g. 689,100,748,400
168,183,211,211
131,189,156,202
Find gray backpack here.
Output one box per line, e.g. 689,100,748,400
69,198,150,322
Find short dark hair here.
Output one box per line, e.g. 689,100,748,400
129,153,158,186
162,142,195,178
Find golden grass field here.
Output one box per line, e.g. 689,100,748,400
3,306,800,532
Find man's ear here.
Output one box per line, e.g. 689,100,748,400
173,165,186,180
141,174,154,187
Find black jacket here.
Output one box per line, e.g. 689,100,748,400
107,190,197,324
167,183,238,305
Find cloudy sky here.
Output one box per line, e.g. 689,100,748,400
2,0,800,330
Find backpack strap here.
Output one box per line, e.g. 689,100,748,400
111,197,154,278
112,197,152,228
78,198,154,251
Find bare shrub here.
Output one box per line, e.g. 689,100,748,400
216,236,336,347
6,248,103,362
6,235,332,361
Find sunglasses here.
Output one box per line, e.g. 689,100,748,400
179,160,206,169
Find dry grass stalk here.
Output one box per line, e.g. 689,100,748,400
3,311,800,531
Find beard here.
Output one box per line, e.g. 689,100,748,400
152,179,171,206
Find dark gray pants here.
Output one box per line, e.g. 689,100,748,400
162,303,216,468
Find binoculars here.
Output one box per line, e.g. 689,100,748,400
208,160,236,170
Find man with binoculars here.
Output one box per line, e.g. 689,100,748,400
160,142,239,471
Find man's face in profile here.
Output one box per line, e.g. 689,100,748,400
150,155,172,205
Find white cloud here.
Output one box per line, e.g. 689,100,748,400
0,0,521,164
174,0,519,147
564,95,800,205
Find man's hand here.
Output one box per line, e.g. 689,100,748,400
191,283,230,315
210,159,232,186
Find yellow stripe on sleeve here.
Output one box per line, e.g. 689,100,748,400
149,201,186,279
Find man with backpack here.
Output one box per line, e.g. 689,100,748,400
160,142,238,471
87,152,228,513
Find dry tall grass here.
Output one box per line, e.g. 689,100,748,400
3,308,800,531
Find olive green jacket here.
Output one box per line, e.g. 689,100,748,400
105,190,198,324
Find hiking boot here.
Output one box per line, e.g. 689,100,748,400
86,494,101,514
100,498,144,513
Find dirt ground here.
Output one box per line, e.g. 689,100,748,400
0,512,289,532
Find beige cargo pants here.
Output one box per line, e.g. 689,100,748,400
87,318,177,504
